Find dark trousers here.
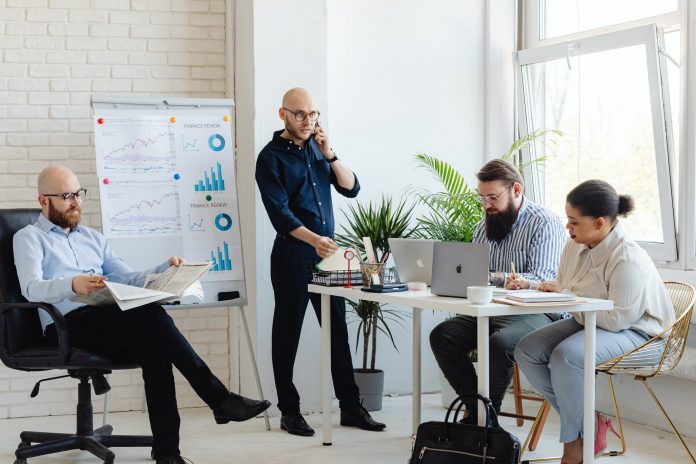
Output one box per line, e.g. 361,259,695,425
270,238,360,415
429,313,558,413
45,304,229,460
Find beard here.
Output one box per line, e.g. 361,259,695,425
48,200,81,230
284,119,314,141
484,201,518,243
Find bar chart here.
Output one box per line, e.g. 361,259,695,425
194,162,226,192
210,240,232,272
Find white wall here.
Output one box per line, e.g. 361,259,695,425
241,0,488,415
326,0,486,395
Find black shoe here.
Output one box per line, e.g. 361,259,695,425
457,410,477,425
340,405,386,431
280,413,315,437
155,455,188,464
213,393,271,424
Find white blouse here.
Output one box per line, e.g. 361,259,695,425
556,222,675,336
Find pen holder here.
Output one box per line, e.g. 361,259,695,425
360,262,386,287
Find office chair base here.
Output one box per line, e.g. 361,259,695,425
14,377,153,463
16,429,153,463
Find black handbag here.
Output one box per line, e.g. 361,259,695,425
410,394,521,464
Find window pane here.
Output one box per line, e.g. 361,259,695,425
665,30,680,180
523,44,665,243
541,0,678,40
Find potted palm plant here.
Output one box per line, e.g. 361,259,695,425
335,196,416,411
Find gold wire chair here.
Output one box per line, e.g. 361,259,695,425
521,281,696,464
594,280,696,463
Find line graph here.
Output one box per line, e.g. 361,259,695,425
181,135,199,152
95,117,176,175
188,215,206,231
102,184,181,237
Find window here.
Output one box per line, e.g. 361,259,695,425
538,0,678,41
518,4,682,263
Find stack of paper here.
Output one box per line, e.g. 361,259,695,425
506,291,576,303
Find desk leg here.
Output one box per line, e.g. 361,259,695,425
412,307,422,435
476,316,490,426
583,311,597,464
321,293,332,446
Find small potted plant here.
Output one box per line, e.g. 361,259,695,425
335,195,415,410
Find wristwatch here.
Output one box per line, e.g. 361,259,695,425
327,152,339,163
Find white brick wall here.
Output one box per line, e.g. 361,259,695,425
0,0,231,419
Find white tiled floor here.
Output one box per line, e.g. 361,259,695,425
1,393,694,463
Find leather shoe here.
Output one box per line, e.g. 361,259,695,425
340,405,386,431
213,393,271,424
280,413,315,436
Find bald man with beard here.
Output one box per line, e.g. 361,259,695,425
255,88,385,436
13,165,271,464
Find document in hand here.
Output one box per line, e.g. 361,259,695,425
316,247,361,272
71,261,212,310
506,291,576,303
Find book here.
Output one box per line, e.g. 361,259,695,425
71,261,212,310
505,291,576,303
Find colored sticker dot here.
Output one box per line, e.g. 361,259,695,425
223,115,230,122
205,195,212,201
103,178,109,185
97,117,104,124
173,173,180,180
170,116,176,123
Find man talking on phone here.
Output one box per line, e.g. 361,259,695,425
255,88,385,436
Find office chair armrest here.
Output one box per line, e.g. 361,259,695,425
0,302,70,362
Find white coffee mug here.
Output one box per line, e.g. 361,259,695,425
467,286,493,304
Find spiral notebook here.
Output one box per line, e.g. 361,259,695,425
506,291,576,303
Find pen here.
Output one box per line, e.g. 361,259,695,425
510,261,517,281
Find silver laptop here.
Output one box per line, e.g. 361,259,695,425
389,238,438,285
431,242,490,298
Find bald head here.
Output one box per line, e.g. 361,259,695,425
38,165,80,196
281,87,315,109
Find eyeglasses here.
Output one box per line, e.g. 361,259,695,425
43,188,87,203
476,185,512,204
282,108,320,122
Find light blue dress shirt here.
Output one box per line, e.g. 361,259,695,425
473,196,567,281
13,214,169,331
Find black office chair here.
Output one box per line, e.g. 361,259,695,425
0,209,153,464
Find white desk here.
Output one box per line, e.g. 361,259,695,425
308,284,613,463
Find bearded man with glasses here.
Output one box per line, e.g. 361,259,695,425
429,159,566,421
13,165,271,464
256,87,385,437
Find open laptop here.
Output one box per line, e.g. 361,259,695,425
388,238,438,285
431,242,490,298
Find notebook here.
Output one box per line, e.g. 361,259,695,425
506,291,576,303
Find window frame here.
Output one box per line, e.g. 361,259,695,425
517,24,678,262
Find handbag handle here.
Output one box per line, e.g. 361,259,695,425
444,393,499,428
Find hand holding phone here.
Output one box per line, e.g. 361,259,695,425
313,119,332,158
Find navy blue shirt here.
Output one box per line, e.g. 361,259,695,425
255,130,360,237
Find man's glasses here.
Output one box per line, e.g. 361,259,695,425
476,185,512,204
283,108,320,122
43,188,87,203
